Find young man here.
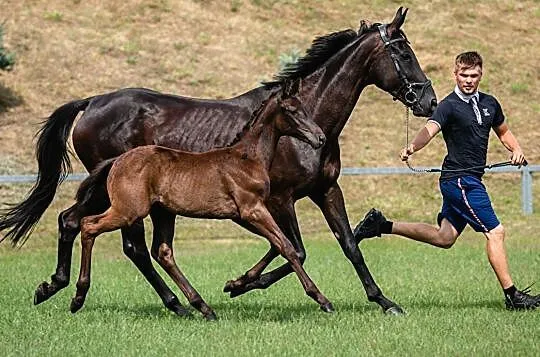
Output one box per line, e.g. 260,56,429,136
354,51,539,310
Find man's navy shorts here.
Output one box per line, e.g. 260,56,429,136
438,175,500,234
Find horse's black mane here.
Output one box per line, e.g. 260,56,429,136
264,21,381,87
227,20,385,147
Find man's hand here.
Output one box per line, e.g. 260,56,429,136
400,144,415,161
511,149,525,166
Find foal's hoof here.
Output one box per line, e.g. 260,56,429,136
320,302,335,313
34,281,52,305
384,305,406,316
70,297,84,314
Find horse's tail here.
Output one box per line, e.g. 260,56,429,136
75,158,116,208
0,97,92,246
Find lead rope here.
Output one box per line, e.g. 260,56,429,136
403,106,527,173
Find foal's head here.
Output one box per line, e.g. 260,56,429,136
275,92,326,149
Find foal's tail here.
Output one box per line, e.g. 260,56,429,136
0,98,92,246
75,158,116,209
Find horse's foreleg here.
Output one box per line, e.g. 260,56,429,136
34,203,82,305
121,217,191,317
150,207,214,320
242,203,333,312
224,199,304,297
311,182,404,315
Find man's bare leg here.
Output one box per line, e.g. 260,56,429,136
484,224,513,289
392,219,459,249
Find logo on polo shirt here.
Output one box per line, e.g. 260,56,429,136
482,108,490,116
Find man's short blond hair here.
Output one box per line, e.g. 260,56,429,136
455,51,483,72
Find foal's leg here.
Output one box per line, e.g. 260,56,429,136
121,218,191,317
149,207,216,320
224,198,302,296
70,209,127,313
242,202,333,312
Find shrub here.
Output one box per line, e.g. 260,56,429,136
278,48,301,72
0,25,15,71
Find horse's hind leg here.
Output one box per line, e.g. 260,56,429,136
121,218,191,317
223,246,278,294
150,207,216,320
71,209,127,313
35,202,96,305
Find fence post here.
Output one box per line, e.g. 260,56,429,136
521,167,533,215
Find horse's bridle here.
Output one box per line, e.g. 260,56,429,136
378,24,432,108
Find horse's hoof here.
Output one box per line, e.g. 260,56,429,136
203,311,218,321
34,282,51,305
384,306,406,316
70,297,84,314
320,302,335,313
223,280,235,293
228,287,245,299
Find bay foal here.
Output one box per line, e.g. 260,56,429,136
71,91,328,319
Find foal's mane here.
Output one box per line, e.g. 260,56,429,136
263,20,381,87
227,93,276,147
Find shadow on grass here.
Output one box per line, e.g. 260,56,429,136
80,298,381,322
405,299,503,310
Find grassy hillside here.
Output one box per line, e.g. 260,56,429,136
0,0,538,174
0,1,538,248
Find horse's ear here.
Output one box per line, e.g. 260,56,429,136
359,20,372,34
387,7,408,35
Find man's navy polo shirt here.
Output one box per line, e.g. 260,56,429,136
430,91,505,180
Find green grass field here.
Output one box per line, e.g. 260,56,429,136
1,233,539,356
1,178,538,356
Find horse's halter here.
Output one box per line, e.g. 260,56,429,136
378,24,432,108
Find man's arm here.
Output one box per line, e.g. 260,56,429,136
400,121,441,161
493,123,525,165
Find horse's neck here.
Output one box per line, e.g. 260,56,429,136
234,106,280,171
302,39,372,140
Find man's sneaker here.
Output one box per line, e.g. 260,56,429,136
505,287,540,310
353,208,387,244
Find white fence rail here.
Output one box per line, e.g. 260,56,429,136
1,166,538,214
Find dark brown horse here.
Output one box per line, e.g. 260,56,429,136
1,8,436,315
72,90,327,319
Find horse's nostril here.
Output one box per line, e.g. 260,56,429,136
431,98,438,110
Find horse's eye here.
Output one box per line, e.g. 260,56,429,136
401,53,412,62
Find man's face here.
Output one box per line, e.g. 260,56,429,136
454,65,482,95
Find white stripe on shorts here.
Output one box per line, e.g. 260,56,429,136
457,177,488,232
